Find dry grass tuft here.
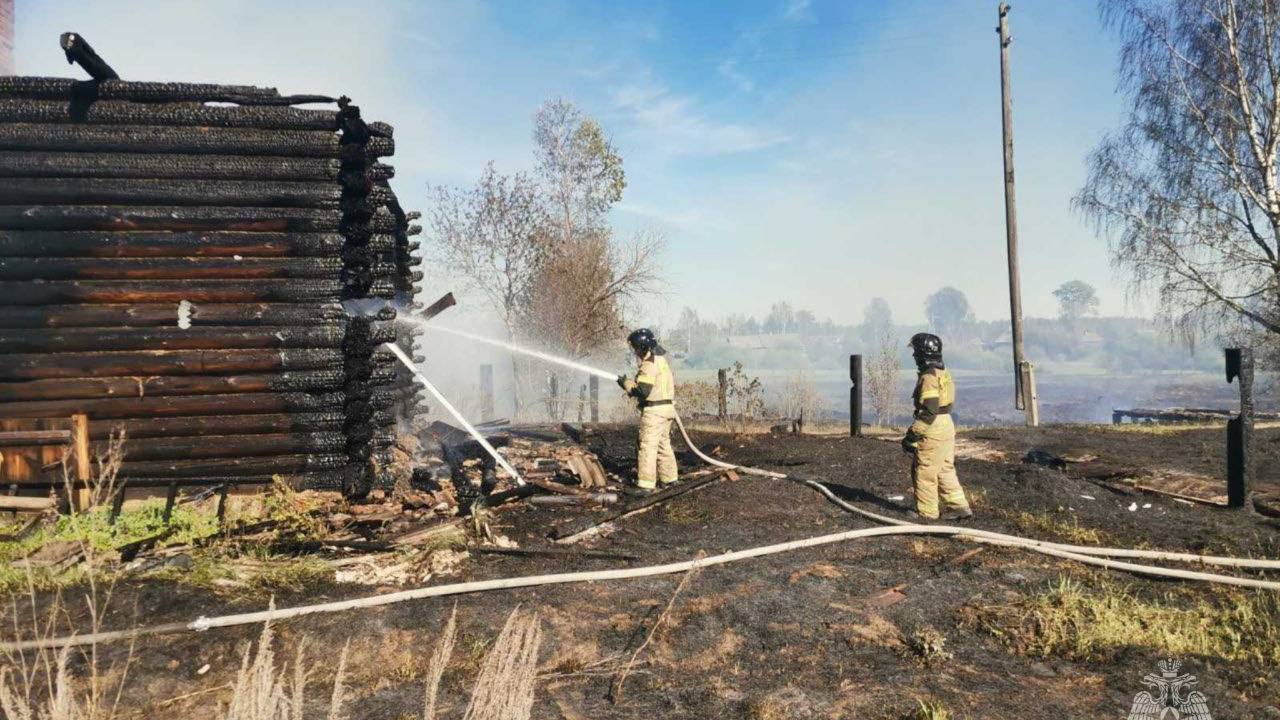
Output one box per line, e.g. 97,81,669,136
913,698,950,719
461,607,543,720
421,604,458,720
982,575,1280,665
1011,510,1108,545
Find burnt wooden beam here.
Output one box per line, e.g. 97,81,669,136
86,410,394,441
0,76,264,101
119,432,347,461
60,33,120,81
0,326,355,352
0,391,351,420
0,368,399,401
0,231,358,258
0,123,393,157
418,291,456,322
0,303,372,329
111,454,347,478
550,474,726,540
0,178,391,209
0,348,368,380
0,279,355,305
0,98,339,130
0,152,393,183
0,77,309,104
0,205,401,234
0,257,345,281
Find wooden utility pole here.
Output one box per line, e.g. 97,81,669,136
0,0,13,76
998,2,1037,426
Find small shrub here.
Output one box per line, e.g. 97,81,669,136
913,699,950,720
906,626,952,667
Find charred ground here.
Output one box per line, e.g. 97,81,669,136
7,423,1280,719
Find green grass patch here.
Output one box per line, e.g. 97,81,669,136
981,575,1280,665
0,500,219,592
1009,509,1111,545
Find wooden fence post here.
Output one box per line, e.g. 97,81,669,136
1227,347,1253,508
71,412,90,509
717,368,728,420
850,354,863,437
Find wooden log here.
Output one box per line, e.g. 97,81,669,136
0,152,393,183
0,429,71,447
85,411,366,440
0,179,392,209
0,256,345,281
0,77,312,104
119,432,347,461
526,493,618,506
0,231,371,257
0,303,370,329
0,326,350,352
0,368,399,401
0,472,341,490
0,391,350,419
0,99,342,130
0,123,394,158
0,279,347,305
0,205,400,234
0,495,56,512
113,454,348,477
0,348,357,380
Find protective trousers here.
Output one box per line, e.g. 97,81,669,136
637,407,678,489
911,415,969,519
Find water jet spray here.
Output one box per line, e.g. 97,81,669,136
384,343,525,485
401,316,618,381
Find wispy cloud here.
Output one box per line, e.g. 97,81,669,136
716,59,754,92
611,79,787,156
783,0,812,21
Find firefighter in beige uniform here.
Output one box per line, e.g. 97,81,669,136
902,333,973,521
617,328,678,495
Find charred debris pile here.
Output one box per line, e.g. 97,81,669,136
0,71,424,497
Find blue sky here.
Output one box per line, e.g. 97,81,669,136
16,0,1132,329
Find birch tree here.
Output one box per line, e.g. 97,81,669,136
1076,0,1280,340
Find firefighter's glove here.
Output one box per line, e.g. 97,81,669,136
901,430,922,455
617,375,636,392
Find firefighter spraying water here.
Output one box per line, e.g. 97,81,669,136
408,318,680,492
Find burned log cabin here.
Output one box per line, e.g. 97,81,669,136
0,74,424,499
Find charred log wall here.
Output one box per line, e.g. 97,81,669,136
0,77,424,496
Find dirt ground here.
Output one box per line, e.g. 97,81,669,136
7,422,1280,719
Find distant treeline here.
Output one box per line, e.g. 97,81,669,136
669,303,1218,375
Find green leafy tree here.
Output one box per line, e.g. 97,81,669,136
860,297,893,345
1053,280,1101,323
924,287,974,339
533,97,626,245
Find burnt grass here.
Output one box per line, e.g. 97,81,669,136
13,424,1280,719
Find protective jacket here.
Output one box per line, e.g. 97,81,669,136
628,350,676,418
909,365,955,439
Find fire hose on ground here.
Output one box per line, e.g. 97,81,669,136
5,354,1278,654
